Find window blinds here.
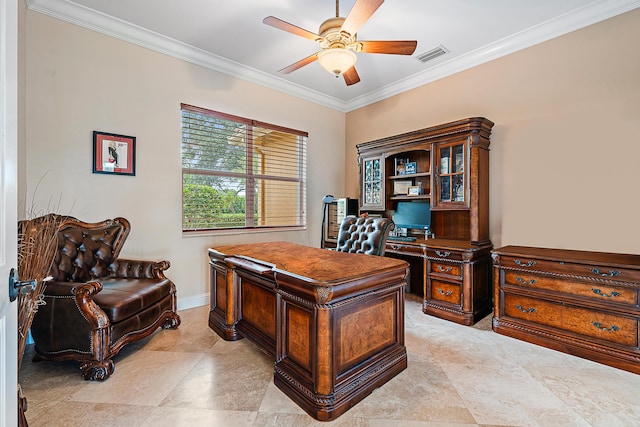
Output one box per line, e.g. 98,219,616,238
181,103,308,232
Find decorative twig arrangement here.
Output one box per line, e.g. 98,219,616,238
17,213,68,370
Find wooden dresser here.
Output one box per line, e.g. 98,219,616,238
492,245,640,374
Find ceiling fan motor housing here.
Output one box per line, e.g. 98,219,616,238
318,17,360,51
319,17,345,37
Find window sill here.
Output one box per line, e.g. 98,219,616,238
182,226,307,238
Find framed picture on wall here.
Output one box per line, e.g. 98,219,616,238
92,131,136,176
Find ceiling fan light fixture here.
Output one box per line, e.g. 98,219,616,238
317,48,357,76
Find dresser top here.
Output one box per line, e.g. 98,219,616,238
493,245,640,270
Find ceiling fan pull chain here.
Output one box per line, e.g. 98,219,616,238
336,0,339,18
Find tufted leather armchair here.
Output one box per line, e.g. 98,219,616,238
335,215,395,256
29,215,180,380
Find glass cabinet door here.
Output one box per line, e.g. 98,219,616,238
435,142,467,207
361,156,384,210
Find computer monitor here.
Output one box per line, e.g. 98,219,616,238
392,201,431,230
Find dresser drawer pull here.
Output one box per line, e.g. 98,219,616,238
590,268,621,277
435,250,451,258
515,277,536,285
592,322,620,332
514,260,536,267
515,305,536,313
436,265,453,273
591,288,621,298
437,289,453,296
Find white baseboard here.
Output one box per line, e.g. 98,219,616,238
177,293,208,311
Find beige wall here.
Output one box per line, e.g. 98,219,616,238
346,9,640,255
23,12,345,309
23,8,640,310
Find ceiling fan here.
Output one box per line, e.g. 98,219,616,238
263,0,417,86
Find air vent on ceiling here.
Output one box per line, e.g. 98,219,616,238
416,45,448,64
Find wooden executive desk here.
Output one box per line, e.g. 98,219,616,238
208,242,409,421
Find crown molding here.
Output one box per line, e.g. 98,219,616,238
26,0,640,113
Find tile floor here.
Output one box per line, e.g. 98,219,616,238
20,294,640,426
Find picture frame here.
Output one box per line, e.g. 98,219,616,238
405,161,417,174
393,180,413,195
93,131,136,176
408,185,423,196
395,157,409,175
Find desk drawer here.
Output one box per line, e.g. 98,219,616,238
429,279,461,305
429,261,462,280
503,271,638,306
386,242,423,256
503,293,638,348
499,255,640,285
426,249,463,261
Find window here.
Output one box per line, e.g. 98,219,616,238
181,104,307,232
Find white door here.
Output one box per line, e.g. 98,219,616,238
0,0,19,425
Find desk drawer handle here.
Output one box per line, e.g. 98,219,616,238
590,268,621,277
437,265,453,273
516,277,536,285
514,260,536,267
435,250,450,258
515,304,535,313
437,289,453,296
591,288,621,298
592,322,620,332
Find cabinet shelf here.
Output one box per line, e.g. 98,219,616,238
389,172,430,180
390,195,431,201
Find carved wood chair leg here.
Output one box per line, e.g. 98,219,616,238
162,312,181,329
80,359,115,381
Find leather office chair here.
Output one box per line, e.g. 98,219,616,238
335,215,395,256
29,214,181,380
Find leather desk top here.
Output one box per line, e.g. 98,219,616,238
209,241,408,285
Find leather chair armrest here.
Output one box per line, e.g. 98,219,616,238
42,280,104,298
71,281,110,330
109,258,171,279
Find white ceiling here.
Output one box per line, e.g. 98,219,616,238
27,0,640,112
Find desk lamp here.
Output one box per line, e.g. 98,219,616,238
321,194,334,248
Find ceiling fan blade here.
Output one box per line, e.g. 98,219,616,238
263,16,320,41
359,40,417,55
341,0,384,36
278,52,320,74
343,66,361,86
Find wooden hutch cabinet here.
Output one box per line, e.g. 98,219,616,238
356,117,493,325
